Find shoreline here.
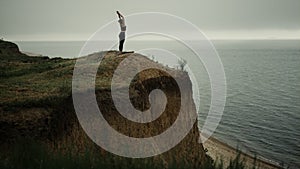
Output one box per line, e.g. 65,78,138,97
21,51,42,57
203,136,283,169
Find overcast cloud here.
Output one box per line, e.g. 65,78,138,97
1,0,299,40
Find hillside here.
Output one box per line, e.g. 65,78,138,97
0,40,209,169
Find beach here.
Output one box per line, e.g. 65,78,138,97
203,137,283,169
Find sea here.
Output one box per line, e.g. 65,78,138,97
15,40,300,168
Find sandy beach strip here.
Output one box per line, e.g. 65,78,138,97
21,51,43,57
203,137,283,169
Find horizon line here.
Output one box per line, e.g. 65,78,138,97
7,38,300,42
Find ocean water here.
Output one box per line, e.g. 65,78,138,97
211,46,300,168
15,40,300,168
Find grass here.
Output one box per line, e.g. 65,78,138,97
0,49,184,110
0,138,161,169
0,50,127,110
0,138,251,169
0,53,74,109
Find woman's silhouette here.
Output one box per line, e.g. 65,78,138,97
117,11,126,53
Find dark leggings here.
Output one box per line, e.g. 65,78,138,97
119,32,125,52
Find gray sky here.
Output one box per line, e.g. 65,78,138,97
1,0,300,40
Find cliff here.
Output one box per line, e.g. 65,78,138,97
0,41,209,168
0,40,24,56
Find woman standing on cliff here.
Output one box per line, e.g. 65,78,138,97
117,11,126,53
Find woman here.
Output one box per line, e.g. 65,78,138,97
117,11,126,53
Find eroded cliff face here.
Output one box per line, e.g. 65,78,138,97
58,51,208,168
0,42,208,168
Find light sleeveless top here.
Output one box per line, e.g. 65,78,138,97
118,19,126,31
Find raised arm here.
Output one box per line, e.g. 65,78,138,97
116,11,124,19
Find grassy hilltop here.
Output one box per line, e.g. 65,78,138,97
0,40,213,169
